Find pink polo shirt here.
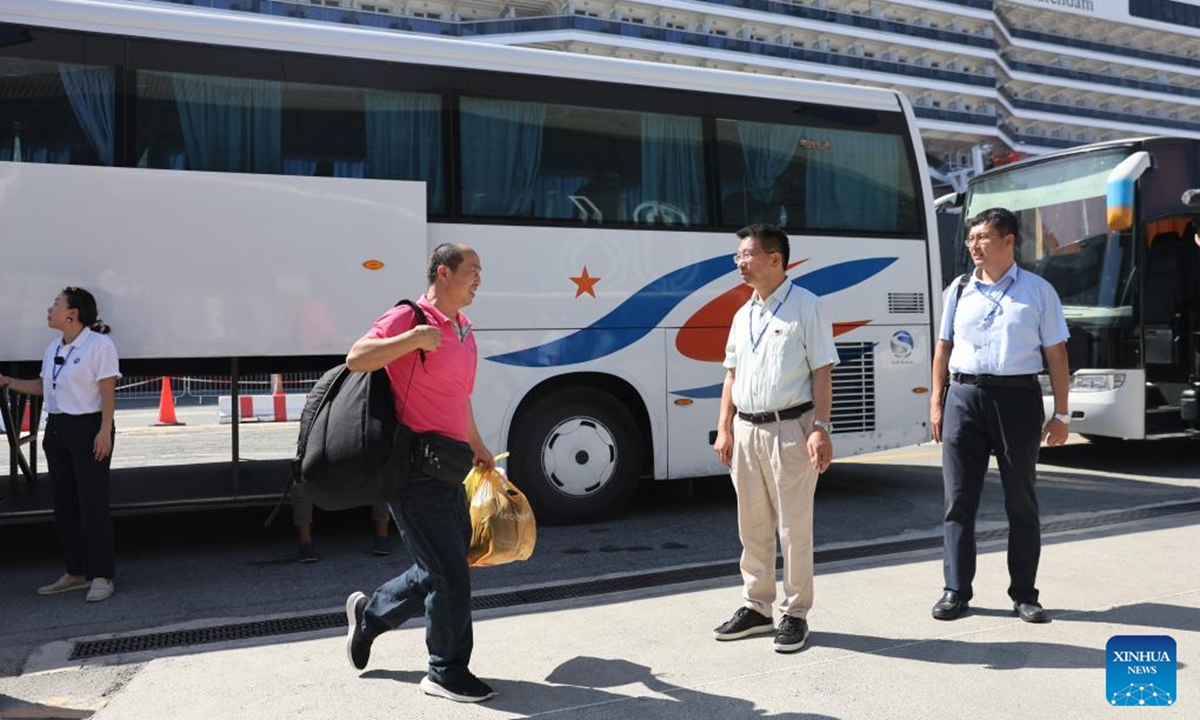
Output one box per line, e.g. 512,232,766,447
366,296,476,442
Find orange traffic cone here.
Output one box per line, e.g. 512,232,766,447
155,377,184,426
20,403,30,433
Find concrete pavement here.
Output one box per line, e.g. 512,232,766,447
4,511,1196,719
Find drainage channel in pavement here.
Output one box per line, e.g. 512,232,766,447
70,500,1200,660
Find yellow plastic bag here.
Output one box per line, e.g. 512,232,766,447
464,455,536,567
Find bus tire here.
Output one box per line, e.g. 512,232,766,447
509,390,642,524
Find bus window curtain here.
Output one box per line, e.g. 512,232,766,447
282,156,365,178
736,120,802,205
535,173,593,220
640,113,705,226
460,98,545,216
365,91,443,211
172,74,282,174
804,129,902,231
1,137,69,164
58,64,115,166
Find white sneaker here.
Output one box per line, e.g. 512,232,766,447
85,578,114,603
37,574,90,595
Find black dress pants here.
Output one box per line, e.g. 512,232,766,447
43,413,116,580
941,382,1043,604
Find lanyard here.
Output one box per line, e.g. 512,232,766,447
52,345,76,390
749,283,793,353
976,268,1018,327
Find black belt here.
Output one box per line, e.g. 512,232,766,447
951,373,1039,389
737,402,813,425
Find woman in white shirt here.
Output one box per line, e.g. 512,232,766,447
0,287,121,602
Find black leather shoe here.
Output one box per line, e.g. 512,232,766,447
931,591,970,620
1014,601,1048,624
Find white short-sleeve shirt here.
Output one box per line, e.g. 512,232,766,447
39,328,122,415
724,279,840,414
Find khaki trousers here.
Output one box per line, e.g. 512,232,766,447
731,413,819,619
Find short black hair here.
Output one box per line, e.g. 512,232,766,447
736,223,790,266
426,243,465,285
968,207,1019,243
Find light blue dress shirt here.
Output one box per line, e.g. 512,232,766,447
939,263,1069,376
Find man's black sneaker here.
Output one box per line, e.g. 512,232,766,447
773,615,810,653
713,607,774,640
344,591,372,670
419,674,497,703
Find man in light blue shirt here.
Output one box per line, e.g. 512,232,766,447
929,207,1071,625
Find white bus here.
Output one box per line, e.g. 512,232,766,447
945,138,1200,442
1,0,940,522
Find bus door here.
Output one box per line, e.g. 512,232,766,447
1142,217,1200,429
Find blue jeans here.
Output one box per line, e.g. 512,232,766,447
362,475,473,684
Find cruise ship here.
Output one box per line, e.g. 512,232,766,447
143,0,1200,190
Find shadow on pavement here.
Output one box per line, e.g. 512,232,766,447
1058,602,1200,636
363,656,837,718
1038,438,1199,480
0,693,92,718
816,631,1102,670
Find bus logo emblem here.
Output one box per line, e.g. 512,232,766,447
890,330,914,359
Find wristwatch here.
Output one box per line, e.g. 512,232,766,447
813,419,833,435
1052,412,1070,426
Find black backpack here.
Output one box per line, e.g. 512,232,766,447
264,299,426,525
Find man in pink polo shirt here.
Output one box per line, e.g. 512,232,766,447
341,243,498,703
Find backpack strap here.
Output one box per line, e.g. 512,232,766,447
947,272,970,341
395,298,428,366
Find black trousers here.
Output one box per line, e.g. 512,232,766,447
43,413,116,580
941,382,1043,604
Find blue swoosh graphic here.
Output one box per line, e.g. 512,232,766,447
489,255,897,368
488,254,733,367
793,257,897,295
670,343,878,399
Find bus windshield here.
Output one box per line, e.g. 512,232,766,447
965,150,1135,325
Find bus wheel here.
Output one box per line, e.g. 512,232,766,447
510,390,642,524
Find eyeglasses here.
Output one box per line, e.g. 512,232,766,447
732,250,777,265
964,234,996,248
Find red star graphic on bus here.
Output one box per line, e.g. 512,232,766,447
569,266,601,298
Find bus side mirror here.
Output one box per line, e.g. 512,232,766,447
1106,152,1151,232
934,192,963,211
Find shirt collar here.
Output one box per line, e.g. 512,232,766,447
418,295,470,329
973,262,1019,287
61,326,92,351
751,276,792,308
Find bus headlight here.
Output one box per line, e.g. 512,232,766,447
1070,373,1126,392
1040,373,1127,394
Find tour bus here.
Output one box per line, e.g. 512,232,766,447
1,0,940,522
941,138,1200,442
